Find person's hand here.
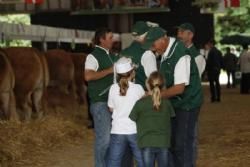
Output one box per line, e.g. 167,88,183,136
107,66,114,74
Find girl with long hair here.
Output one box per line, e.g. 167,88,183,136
107,57,145,167
130,71,175,167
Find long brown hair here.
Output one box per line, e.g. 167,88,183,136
118,70,135,96
146,71,164,111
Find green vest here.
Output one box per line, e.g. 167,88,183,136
121,41,147,89
160,39,203,110
87,47,117,103
188,45,200,59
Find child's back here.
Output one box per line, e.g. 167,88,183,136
130,96,174,148
108,81,144,134
129,71,175,167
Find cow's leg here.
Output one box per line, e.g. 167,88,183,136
32,88,43,120
22,93,32,122
68,80,77,99
0,93,9,120
9,90,19,121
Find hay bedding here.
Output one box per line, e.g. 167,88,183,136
0,91,87,167
0,86,250,167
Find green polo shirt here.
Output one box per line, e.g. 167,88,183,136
129,96,175,148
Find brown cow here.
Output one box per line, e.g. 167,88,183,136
4,47,49,121
70,52,87,104
0,49,17,120
45,49,76,98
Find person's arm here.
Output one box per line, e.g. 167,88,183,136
85,67,113,81
84,54,113,81
108,107,113,112
108,85,114,112
161,55,190,98
141,50,157,77
129,102,139,121
161,83,185,98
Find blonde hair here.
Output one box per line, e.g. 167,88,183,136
118,70,135,96
146,72,164,111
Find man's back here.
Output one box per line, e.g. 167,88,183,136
223,52,237,71
206,47,223,73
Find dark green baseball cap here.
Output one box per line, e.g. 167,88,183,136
142,27,167,49
131,21,150,36
178,23,195,33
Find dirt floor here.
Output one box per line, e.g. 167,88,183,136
36,85,250,167
1,85,250,167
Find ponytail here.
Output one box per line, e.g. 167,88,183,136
151,85,161,110
118,70,134,96
119,77,129,96
146,72,164,111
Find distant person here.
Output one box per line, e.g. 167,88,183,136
238,44,250,94
107,57,145,167
223,47,238,88
130,71,175,167
205,39,224,102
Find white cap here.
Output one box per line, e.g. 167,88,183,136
115,57,133,74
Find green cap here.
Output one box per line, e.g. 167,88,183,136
131,21,150,36
178,23,195,33
142,27,166,49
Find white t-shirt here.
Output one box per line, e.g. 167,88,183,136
108,82,145,134
141,50,157,77
161,37,190,85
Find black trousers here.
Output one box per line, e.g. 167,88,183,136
240,73,250,94
208,71,221,101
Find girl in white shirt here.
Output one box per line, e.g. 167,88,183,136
107,57,145,167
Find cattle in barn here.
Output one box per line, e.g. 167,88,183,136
69,52,88,105
0,49,18,120
45,49,76,98
4,47,49,121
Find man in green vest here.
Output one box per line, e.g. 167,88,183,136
85,28,117,167
142,27,203,167
177,22,205,167
121,21,157,89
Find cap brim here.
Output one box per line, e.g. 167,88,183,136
131,32,138,36
142,40,154,50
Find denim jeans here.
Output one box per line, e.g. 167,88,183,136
171,107,200,167
90,102,111,167
142,147,169,167
107,134,144,167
